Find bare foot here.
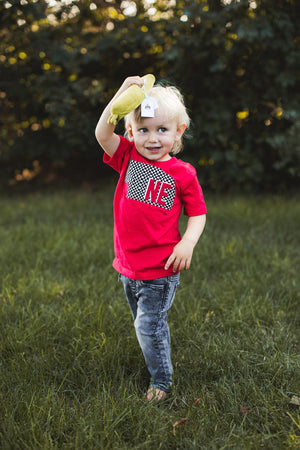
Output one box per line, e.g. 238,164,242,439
146,387,168,402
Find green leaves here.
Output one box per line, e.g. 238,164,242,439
0,0,299,190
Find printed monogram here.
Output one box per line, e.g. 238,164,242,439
125,160,175,210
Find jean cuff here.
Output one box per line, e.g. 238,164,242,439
149,378,172,394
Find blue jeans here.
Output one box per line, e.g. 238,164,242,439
119,273,180,393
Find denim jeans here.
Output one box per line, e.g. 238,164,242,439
119,273,180,393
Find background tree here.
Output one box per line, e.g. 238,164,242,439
0,0,299,190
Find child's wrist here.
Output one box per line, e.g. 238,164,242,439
181,236,197,247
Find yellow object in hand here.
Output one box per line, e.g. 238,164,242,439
107,74,155,125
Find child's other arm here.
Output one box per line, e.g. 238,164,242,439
165,214,206,272
95,76,143,157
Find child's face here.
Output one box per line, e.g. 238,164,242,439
127,109,185,162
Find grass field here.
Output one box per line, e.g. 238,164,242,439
0,185,299,449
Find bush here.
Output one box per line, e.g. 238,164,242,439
0,0,299,191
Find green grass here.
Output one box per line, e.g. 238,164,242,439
0,186,299,449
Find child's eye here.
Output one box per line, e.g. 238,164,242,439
138,128,148,133
158,127,167,132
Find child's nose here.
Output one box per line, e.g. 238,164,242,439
148,131,158,142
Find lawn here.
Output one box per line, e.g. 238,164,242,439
0,185,299,449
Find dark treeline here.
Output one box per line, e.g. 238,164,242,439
0,0,299,190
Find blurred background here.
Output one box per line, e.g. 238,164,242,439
0,0,299,192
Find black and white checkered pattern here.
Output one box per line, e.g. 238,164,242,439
125,160,175,210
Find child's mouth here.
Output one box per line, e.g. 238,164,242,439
147,147,161,152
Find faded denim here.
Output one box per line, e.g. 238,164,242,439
119,273,180,394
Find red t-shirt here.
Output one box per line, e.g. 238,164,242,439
103,136,207,280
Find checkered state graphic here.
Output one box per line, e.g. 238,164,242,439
125,160,175,210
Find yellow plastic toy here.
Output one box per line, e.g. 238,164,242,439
107,74,155,125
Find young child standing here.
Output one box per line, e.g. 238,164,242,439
95,76,207,402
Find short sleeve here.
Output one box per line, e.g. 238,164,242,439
103,136,134,173
179,166,207,216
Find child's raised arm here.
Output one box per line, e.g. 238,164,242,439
95,76,144,157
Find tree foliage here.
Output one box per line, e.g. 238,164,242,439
0,0,299,190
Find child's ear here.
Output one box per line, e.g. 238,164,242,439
127,125,134,141
175,124,186,141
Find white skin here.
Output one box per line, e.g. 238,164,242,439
95,76,206,273
127,111,184,162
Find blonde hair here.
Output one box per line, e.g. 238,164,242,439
124,83,190,154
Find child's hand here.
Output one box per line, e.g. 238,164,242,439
165,215,206,272
165,238,195,272
95,75,144,156
119,76,144,93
